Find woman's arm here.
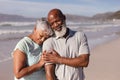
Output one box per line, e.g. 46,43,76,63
13,49,44,79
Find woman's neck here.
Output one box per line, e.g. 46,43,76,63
28,33,35,42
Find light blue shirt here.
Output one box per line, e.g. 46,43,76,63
12,37,46,80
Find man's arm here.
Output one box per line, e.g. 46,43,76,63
59,54,89,67
45,64,56,80
44,50,89,68
13,49,44,79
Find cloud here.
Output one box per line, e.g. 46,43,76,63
0,0,96,17
0,0,120,18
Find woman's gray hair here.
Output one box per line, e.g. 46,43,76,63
36,18,53,36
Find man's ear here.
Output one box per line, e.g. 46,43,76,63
63,15,66,20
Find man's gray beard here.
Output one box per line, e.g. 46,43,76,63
54,24,67,38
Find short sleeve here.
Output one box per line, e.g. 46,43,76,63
11,38,28,56
43,38,54,52
78,32,90,55
43,38,54,65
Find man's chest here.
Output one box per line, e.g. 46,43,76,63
53,37,80,57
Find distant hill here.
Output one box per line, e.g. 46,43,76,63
66,10,120,22
0,13,36,22
92,12,113,20
0,10,120,22
92,10,120,20
65,14,91,22
108,10,120,19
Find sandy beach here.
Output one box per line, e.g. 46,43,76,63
0,37,120,80
0,59,13,80
85,37,120,80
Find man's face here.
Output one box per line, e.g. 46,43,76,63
48,14,64,32
48,14,67,38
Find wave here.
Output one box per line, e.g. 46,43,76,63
0,21,35,26
0,57,12,63
0,21,120,36
88,33,118,49
68,22,120,32
0,29,32,35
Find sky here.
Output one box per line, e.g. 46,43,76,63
0,0,120,18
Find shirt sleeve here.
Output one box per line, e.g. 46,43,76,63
43,38,54,52
11,38,28,56
78,32,90,55
43,38,54,65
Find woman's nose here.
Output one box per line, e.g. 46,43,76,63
41,37,45,42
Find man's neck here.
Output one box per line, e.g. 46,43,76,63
63,28,69,38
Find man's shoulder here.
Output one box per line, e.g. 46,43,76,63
68,29,85,38
43,37,55,50
71,31,87,41
44,37,54,43
73,30,85,36
69,28,84,34
76,31,84,34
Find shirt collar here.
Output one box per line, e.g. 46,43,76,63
55,28,75,40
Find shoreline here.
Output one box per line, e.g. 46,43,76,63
0,59,13,80
0,37,120,80
85,37,120,80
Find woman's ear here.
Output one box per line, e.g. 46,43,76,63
33,26,37,32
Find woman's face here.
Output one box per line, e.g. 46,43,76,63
35,29,49,45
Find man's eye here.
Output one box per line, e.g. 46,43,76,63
49,23,52,26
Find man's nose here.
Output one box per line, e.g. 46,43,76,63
54,22,59,28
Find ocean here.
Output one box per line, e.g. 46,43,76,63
0,20,120,63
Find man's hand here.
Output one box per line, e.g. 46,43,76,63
43,49,62,64
38,51,47,67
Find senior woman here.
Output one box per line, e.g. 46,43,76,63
12,18,53,80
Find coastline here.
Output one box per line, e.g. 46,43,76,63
0,59,13,80
85,37,120,80
0,37,120,80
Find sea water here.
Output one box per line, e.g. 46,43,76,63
0,21,120,63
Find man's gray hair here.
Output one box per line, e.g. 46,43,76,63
36,18,53,36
